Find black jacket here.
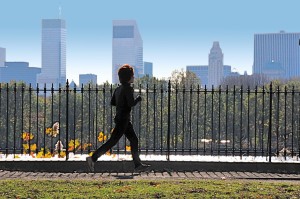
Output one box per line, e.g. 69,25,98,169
110,83,141,120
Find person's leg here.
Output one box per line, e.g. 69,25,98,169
124,122,143,167
91,120,128,161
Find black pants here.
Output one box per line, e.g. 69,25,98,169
92,118,141,166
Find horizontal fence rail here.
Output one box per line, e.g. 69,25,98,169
0,81,300,162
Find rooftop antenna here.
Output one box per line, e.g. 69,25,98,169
59,5,62,19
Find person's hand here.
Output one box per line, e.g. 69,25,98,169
136,95,142,102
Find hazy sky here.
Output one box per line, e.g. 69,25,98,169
0,0,299,84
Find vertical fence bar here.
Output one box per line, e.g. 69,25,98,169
225,85,228,156
262,86,265,156
160,84,163,154
196,84,200,153
73,85,77,153
167,80,171,160
81,84,84,154
21,84,24,155
232,85,236,156
51,84,54,154
36,84,39,155
182,85,185,153
6,83,9,156
254,86,258,157
247,86,250,156
88,84,91,154
204,85,207,155
58,84,61,155
175,84,178,154
284,86,287,160
189,84,192,154
292,86,295,157
66,80,69,160
218,85,221,156
153,84,156,153
268,82,273,162
13,83,17,157
276,86,280,156
146,84,149,155
240,85,243,158
28,84,32,156
43,84,46,156
95,85,98,150
211,85,214,155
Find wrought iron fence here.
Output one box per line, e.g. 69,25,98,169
0,81,300,162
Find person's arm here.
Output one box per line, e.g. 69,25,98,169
125,86,141,107
110,89,116,106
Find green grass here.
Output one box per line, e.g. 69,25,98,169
0,179,299,198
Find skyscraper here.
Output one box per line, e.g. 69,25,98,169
208,41,223,86
37,19,66,88
253,31,300,80
112,20,143,84
143,62,153,77
0,47,5,67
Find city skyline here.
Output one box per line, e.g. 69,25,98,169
0,0,300,84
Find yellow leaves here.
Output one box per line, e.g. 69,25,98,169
58,151,66,158
126,146,131,151
68,139,80,151
88,152,93,157
22,144,36,153
22,132,34,141
30,144,37,151
105,150,111,156
36,148,53,158
98,132,107,142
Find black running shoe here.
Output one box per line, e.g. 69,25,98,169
134,163,151,172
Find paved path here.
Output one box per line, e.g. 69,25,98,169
1,170,300,181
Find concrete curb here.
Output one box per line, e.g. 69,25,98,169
0,161,299,174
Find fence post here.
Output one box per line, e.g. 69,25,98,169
167,80,171,161
268,82,273,162
66,80,69,160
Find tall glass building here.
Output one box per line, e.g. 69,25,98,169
0,47,5,67
112,20,143,84
143,62,153,77
253,31,300,80
37,19,66,88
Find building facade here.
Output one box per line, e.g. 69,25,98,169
187,65,232,87
143,62,153,77
0,62,41,85
186,65,209,86
37,19,66,88
79,74,97,86
0,47,5,67
112,20,143,84
208,41,224,87
253,31,300,80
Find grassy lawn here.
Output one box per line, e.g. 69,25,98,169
0,179,299,198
